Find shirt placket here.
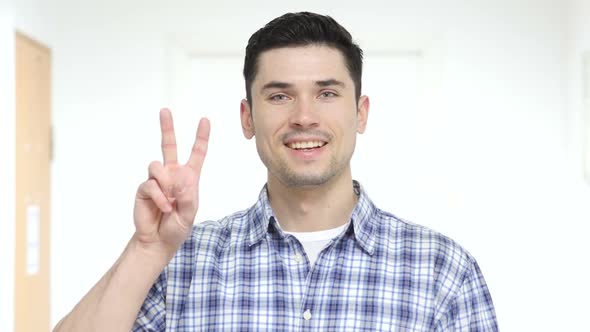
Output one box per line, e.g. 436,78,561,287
281,234,313,331
299,230,350,330
298,238,342,330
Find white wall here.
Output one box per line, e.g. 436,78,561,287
0,1,16,330
6,0,590,331
564,1,590,327
567,1,590,172
568,1,590,184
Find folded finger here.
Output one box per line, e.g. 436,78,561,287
138,179,172,213
148,161,174,198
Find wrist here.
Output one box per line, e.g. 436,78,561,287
129,233,177,267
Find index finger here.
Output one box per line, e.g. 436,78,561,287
186,117,210,173
160,108,178,165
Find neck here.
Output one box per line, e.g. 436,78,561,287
266,168,358,232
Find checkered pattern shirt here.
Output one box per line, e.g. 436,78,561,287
133,182,498,331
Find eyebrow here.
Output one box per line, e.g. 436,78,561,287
260,81,293,93
315,79,346,88
260,78,346,93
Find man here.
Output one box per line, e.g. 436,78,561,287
55,12,498,331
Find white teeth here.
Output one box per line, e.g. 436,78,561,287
288,141,325,149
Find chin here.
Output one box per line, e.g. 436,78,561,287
278,171,336,187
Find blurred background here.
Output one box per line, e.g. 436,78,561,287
1,0,590,330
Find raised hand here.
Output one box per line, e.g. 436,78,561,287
133,109,210,254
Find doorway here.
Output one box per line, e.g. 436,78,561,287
15,31,51,332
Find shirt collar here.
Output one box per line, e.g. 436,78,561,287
247,180,377,255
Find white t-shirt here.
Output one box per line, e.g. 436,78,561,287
280,222,349,267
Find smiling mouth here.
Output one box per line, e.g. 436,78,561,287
286,141,327,150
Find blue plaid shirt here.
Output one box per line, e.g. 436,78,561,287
133,182,498,331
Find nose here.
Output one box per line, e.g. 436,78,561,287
289,97,319,129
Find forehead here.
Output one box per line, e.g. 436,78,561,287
254,45,351,87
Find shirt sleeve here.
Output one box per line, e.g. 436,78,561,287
131,270,167,332
436,260,499,331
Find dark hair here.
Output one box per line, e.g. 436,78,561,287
243,12,363,107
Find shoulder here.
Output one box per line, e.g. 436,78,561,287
369,211,497,328
371,208,493,318
372,208,479,291
377,208,475,260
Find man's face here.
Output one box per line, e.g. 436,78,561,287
240,45,369,188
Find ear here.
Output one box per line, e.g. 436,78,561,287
356,95,370,134
240,99,255,139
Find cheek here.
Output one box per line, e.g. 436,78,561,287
252,122,279,154
253,113,286,141
332,114,358,138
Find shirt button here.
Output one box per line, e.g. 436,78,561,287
303,309,312,320
294,254,303,263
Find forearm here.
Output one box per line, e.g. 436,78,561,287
53,235,174,332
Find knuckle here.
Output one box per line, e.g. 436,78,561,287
146,179,160,193
192,144,207,155
145,179,157,193
199,135,209,143
138,179,154,195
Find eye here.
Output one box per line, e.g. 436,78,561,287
269,94,290,102
319,91,338,98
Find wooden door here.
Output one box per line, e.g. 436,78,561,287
15,31,51,332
